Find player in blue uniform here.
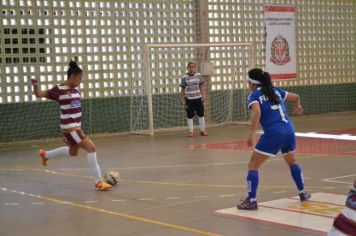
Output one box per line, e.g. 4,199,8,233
237,68,311,210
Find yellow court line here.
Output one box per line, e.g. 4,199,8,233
15,165,349,189
4,153,326,172
0,186,221,236
15,165,93,179
121,180,349,189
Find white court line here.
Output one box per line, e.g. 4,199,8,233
0,169,30,171
5,203,19,206
112,199,126,202
84,200,99,203
137,198,154,201
219,194,235,197
322,174,356,185
272,191,287,194
193,196,208,199
166,197,181,200
127,193,244,214
32,202,45,205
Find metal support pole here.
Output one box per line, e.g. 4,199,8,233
195,0,211,123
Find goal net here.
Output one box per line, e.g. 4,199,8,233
130,43,256,135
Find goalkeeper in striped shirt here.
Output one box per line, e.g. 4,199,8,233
180,62,208,137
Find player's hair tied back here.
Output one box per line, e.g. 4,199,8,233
67,60,83,77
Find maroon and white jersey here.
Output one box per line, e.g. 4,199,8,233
47,84,82,130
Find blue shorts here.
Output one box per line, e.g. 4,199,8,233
254,132,296,157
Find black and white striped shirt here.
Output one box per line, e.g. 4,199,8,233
180,73,204,100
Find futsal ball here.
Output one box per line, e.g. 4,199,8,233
104,169,120,186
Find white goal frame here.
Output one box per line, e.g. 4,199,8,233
141,42,256,136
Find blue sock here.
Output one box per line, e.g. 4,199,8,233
247,170,259,202
290,164,305,193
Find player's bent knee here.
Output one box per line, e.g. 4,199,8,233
287,159,296,166
69,149,78,156
284,155,296,166
248,161,259,171
87,144,96,153
69,151,78,156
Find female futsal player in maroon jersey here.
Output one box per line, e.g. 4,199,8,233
31,61,111,191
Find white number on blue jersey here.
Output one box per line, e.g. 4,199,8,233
271,104,288,123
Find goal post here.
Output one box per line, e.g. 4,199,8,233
143,45,155,136
130,43,256,135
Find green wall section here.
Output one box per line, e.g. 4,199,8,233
0,97,132,142
284,84,356,114
0,83,355,142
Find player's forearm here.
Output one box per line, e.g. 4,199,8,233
32,84,47,98
199,84,205,97
286,92,301,106
249,110,261,134
180,91,185,100
32,84,41,97
294,95,301,107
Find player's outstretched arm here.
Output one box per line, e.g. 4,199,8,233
285,92,304,116
31,78,48,98
247,103,261,147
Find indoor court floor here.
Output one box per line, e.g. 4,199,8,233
1,112,356,236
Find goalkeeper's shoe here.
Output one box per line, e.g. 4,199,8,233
200,131,208,136
39,149,48,167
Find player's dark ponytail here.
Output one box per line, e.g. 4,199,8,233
67,60,83,78
248,68,280,104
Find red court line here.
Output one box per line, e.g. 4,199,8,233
318,192,351,197
188,128,356,156
214,211,325,235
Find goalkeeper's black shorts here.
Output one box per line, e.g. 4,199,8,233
185,97,204,119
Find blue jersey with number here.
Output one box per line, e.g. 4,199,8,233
247,87,295,134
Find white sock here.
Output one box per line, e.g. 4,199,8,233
87,152,102,183
46,147,69,160
198,116,205,131
187,118,193,132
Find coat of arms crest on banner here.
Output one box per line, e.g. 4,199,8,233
270,34,291,65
